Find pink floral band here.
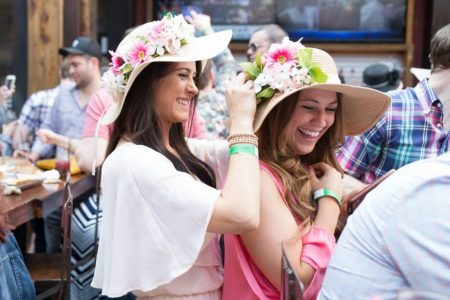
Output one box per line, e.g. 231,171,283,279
102,13,195,93
240,38,329,103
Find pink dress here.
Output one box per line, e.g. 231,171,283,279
222,162,336,300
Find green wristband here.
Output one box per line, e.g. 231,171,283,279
229,143,258,157
313,188,341,207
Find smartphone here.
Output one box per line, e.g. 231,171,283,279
347,169,396,214
5,74,16,90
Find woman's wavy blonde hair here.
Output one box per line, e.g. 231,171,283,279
256,90,345,229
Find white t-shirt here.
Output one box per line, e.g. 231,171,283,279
92,140,229,298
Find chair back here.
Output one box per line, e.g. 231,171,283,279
60,176,73,299
281,245,304,300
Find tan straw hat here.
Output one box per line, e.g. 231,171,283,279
100,13,232,125
246,38,391,135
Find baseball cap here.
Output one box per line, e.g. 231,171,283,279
59,36,102,60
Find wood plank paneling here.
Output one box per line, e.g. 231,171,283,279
27,0,63,95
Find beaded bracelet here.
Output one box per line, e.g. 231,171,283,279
227,133,258,147
229,143,258,157
312,188,341,207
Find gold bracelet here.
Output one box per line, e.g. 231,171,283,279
227,133,258,147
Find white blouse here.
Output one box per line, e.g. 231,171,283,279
92,140,229,298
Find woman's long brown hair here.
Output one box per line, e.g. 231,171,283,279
106,61,216,188
256,91,344,229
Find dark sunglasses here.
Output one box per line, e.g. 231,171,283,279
248,43,263,52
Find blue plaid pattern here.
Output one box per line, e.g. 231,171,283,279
337,79,450,184
18,86,59,131
32,85,89,158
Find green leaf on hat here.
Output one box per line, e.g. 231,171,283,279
255,52,263,71
240,62,261,80
309,63,328,83
298,48,312,69
121,62,133,74
256,87,275,100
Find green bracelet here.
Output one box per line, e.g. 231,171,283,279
313,188,341,207
229,143,258,157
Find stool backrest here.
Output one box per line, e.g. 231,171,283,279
281,245,304,300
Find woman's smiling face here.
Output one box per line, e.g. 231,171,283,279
152,61,199,127
281,88,338,156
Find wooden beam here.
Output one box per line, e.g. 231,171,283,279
27,0,63,95
12,0,28,111
80,0,97,38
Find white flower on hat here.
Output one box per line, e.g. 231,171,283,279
102,70,126,93
240,37,328,103
103,13,194,93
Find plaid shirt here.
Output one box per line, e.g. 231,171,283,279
337,79,450,184
197,48,236,139
32,84,89,158
18,86,59,132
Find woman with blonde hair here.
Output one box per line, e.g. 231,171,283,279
222,38,390,299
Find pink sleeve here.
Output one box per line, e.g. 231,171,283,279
185,110,206,139
300,225,336,270
82,89,114,139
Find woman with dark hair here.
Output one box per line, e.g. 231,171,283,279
222,39,391,299
92,14,260,299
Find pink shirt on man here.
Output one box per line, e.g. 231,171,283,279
82,89,206,139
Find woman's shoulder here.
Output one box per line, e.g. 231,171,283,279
105,143,170,169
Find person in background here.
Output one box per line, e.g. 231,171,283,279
91,14,260,299
0,83,17,156
13,59,73,159
246,24,288,62
222,39,390,299
0,213,36,300
319,153,450,299
27,36,105,300
362,63,403,92
186,11,237,139
338,23,450,192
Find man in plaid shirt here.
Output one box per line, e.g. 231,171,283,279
12,59,72,155
338,24,450,186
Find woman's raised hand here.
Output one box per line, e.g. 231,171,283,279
225,72,256,134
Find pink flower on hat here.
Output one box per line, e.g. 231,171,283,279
240,37,328,103
129,41,151,65
102,12,194,93
109,50,124,75
262,43,297,70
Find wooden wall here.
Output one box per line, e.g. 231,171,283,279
27,0,63,95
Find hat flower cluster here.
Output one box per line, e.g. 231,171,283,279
102,13,194,93
241,38,328,103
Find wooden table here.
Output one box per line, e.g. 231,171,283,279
0,174,96,227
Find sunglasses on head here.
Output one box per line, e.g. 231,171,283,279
248,43,263,52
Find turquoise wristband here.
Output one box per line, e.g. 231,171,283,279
229,143,258,157
313,188,341,207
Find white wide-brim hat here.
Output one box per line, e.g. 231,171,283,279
100,19,232,125
254,48,391,135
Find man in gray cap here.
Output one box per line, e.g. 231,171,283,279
29,36,102,162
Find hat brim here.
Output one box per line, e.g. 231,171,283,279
410,67,431,81
100,30,232,125
254,83,391,136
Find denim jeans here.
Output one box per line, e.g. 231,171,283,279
0,233,36,300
